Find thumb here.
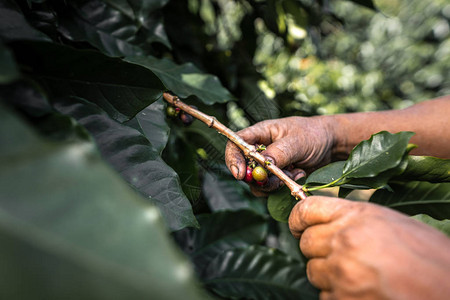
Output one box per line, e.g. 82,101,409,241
262,137,301,169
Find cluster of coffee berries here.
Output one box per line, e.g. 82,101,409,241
166,105,195,126
243,144,269,186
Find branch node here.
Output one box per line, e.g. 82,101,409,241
209,117,216,128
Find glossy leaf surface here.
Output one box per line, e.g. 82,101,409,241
173,210,268,273
54,97,198,231
125,56,233,105
343,131,414,178
202,246,318,300
370,181,450,219
267,185,298,223
10,41,164,122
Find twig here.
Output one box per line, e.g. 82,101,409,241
163,92,308,200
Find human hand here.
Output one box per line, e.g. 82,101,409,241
289,196,450,300
225,116,335,196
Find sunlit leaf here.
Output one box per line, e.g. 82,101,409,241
411,214,450,237
126,56,233,105
343,131,414,178
397,156,450,183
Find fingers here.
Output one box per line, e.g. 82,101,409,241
225,141,247,180
307,258,332,291
289,196,353,238
262,138,301,170
225,122,274,180
300,224,334,258
248,169,306,197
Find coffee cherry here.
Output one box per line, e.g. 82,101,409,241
252,166,268,182
166,106,178,117
180,111,194,126
255,179,268,186
244,166,253,183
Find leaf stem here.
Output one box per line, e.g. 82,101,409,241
304,177,345,192
163,92,308,200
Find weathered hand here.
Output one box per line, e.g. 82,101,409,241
225,116,335,196
288,196,450,300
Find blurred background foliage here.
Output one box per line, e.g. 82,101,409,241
163,0,450,210
175,0,450,122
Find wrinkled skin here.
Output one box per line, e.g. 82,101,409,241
225,116,335,196
289,196,450,300
224,97,450,298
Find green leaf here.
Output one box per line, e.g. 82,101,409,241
370,181,450,219
202,246,319,300
102,0,170,23
239,77,280,123
338,187,353,198
173,210,268,273
203,172,266,215
343,131,414,178
57,0,170,57
396,156,450,183
0,0,50,42
344,0,376,10
267,185,298,223
54,96,198,231
0,43,20,84
136,99,170,155
10,41,164,122
0,103,209,299
125,56,233,105
411,214,450,237
305,161,346,186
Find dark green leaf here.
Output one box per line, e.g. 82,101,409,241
338,187,353,198
411,214,450,237
239,77,280,123
0,43,20,84
396,156,450,183
267,185,298,223
305,161,346,186
10,41,164,122
102,0,169,23
0,104,209,299
0,0,50,42
343,131,414,178
57,0,170,57
203,172,266,215
125,56,233,105
173,210,268,273
202,246,319,300
273,222,305,263
344,0,376,10
54,96,198,231
370,181,450,219
136,99,170,155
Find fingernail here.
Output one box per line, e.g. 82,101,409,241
230,165,239,178
294,172,306,181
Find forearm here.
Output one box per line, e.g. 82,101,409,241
328,95,450,159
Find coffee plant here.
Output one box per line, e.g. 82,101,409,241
0,0,449,299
